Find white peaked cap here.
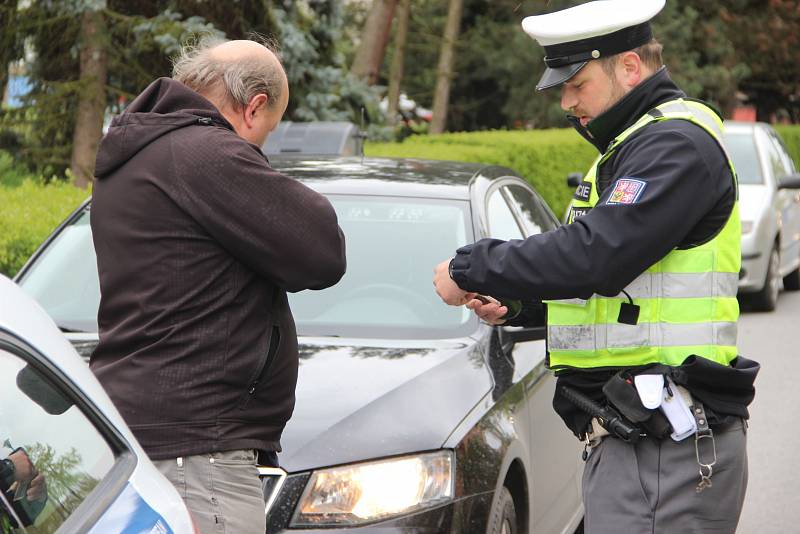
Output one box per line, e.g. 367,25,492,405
521,0,666,90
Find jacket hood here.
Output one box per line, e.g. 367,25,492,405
94,78,233,179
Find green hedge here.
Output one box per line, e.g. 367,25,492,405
0,155,89,278
367,128,598,215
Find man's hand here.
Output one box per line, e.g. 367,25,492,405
27,472,47,502
466,296,508,325
433,259,471,305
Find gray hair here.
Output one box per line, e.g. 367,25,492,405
172,36,285,110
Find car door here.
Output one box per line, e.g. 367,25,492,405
486,182,583,533
0,332,131,533
765,128,800,276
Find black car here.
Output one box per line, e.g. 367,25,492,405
15,156,584,534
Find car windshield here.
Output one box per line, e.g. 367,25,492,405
18,195,476,339
724,131,763,184
18,210,99,333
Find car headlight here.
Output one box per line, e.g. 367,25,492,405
741,220,753,234
290,451,454,527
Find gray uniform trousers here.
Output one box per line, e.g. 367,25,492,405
582,420,748,534
154,449,266,534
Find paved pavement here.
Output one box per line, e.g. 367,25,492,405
737,289,800,533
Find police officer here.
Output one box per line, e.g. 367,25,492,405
433,1,760,532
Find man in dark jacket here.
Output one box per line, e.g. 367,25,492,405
433,1,758,533
90,39,346,533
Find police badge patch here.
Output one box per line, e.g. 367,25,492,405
606,178,647,205
573,181,592,201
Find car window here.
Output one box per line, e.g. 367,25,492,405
0,347,116,532
767,130,796,176
487,188,524,240
503,184,558,236
724,132,763,185
763,130,791,181
287,195,476,338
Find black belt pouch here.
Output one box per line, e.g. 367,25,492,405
603,372,671,438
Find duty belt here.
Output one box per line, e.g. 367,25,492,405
582,389,739,493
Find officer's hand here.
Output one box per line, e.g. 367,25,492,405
465,296,508,325
8,449,35,484
433,259,470,305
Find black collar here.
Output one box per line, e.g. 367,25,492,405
568,67,686,153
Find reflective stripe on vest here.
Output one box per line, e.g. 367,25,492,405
548,98,740,370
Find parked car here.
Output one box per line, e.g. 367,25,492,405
0,275,195,533
15,156,584,534
724,121,800,311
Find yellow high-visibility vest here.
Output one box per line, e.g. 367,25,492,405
547,99,740,370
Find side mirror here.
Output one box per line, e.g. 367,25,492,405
17,364,73,415
498,325,546,354
778,174,800,190
566,172,582,188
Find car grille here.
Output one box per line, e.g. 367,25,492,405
259,467,288,515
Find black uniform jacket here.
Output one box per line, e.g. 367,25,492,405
90,78,347,459
450,68,758,435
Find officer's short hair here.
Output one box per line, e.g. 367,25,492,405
172,35,285,110
599,38,664,78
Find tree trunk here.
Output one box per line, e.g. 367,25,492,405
350,0,398,85
70,7,108,189
386,0,410,126
430,0,463,135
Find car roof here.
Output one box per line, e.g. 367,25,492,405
0,275,75,360
724,121,768,134
270,155,512,200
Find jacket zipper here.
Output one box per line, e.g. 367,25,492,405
239,325,281,410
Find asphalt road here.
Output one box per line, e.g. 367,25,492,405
737,289,800,533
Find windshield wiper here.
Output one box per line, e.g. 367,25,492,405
58,325,87,333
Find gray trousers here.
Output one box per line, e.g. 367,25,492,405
582,420,748,534
153,450,266,534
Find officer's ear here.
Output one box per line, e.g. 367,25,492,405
618,51,644,89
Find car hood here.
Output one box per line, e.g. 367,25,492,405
63,332,495,474
278,336,492,473
738,184,770,223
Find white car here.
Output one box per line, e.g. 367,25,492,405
0,275,195,533
724,121,800,311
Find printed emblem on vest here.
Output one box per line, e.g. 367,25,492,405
607,178,647,205
573,181,592,201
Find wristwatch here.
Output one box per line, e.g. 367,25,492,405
0,457,15,489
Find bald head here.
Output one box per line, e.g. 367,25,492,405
172,38,287,113
172,38,290,146
208,39,278,64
